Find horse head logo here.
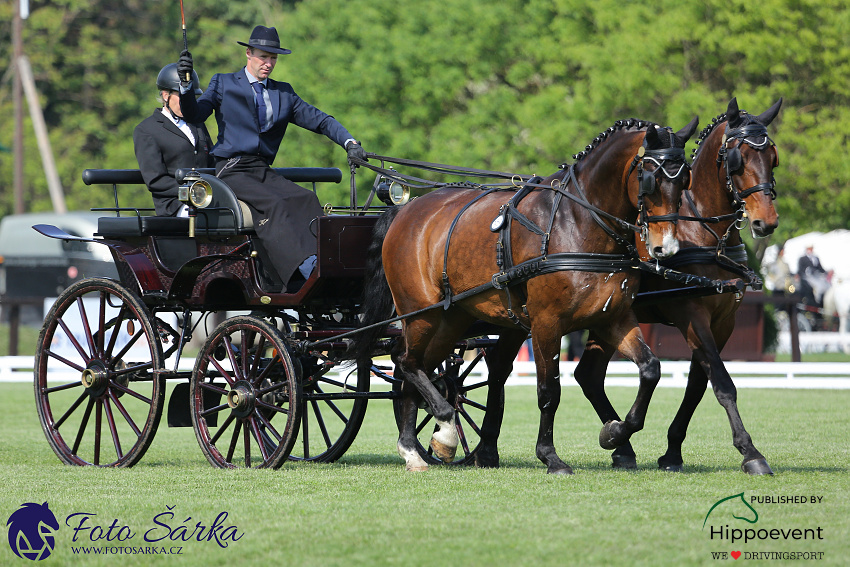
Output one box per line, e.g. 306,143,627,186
6,502,60,561
703,492,759,529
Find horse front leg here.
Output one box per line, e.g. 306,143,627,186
663,314,772,474
531,330,573,475
597,324,661,450
475,329,528,468
573,333,636,469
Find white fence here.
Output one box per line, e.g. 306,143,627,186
5,356,850,389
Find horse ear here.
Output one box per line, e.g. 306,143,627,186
756,97,783,126
675,115,700,144
726,97,741,126
644,124,660,148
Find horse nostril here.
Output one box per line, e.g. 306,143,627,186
653,246,664,257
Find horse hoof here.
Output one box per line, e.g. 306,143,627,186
612,454,637,469
742,458,774,475
430,438,457,463
547,466,574,475
474,453,500,468
405,463,429,472
599,420,628,450
659,463,683,472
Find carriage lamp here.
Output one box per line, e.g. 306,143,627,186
375,175,410,206
178,171,214,237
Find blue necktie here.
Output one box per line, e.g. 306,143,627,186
252,82,267,132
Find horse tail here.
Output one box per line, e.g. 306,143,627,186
348,205,402,365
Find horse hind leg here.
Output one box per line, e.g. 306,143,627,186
474,329,528,468
396,352,459,463
396,381,430,472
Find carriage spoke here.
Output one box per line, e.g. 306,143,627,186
209,413,235,446
201,403,231,419
112,328,148,362
72,398,95,454
458,395,486,413
243,422,252,467
57,316,90,364
248,334,266,385
456,419,471,456
209,353,237,387
108,390,142,437
109,380,153,405
55,391,89,430
44,349,86,374
102,397,124,460
301,410,310,458
199,381,229,396
226,420,241,464
254,399,291,415
248,417,271,463
309,399,334,450
77,295,97,359
44,380,84,395
104,307,128,359
457,404,482,436
94,400,103,466
415,413,434,435
254,411,282,444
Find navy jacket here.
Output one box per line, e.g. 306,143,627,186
180,68,353,162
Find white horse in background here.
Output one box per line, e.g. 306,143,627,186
823,277,850,353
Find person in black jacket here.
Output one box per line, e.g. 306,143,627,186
133,63,214,216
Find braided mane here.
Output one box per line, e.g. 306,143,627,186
565,119,653,166
691,112,728,161
691,107,758,161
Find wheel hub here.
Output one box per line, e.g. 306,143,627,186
227,381,256,418
81,361,109,397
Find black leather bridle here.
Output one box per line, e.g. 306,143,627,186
717,122,777,205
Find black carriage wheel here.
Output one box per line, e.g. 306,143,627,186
288,359,370,463
34,278,165,467
190,316,301,469
392,348,491,466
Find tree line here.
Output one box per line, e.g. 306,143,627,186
0,0,847,245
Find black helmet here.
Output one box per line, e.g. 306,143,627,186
156,63,202,95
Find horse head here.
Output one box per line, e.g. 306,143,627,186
633,117,699,259
694,97,782,238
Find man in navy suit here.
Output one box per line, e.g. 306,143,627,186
134,63,214,216
177,25,367,290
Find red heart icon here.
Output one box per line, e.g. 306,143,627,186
731,551,742,560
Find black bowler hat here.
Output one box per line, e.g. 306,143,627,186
237,25,292,55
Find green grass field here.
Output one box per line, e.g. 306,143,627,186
2,381,848,566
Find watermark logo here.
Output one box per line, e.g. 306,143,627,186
704,492,826,561
6,502,60,561
703,492,759,529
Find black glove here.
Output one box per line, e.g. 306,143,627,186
177,50,193,87
346,141,367,162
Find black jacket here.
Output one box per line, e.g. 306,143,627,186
133,109,214,216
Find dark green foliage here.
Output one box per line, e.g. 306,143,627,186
1,0,847,242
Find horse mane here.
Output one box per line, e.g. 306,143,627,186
691,107,758,161
567,118,654,165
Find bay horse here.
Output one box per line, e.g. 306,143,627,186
351,117,698,473
573,97,782,474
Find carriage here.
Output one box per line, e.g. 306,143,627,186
31,99,780,473
31,162,504,469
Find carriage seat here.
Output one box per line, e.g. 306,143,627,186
83,167,341,239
